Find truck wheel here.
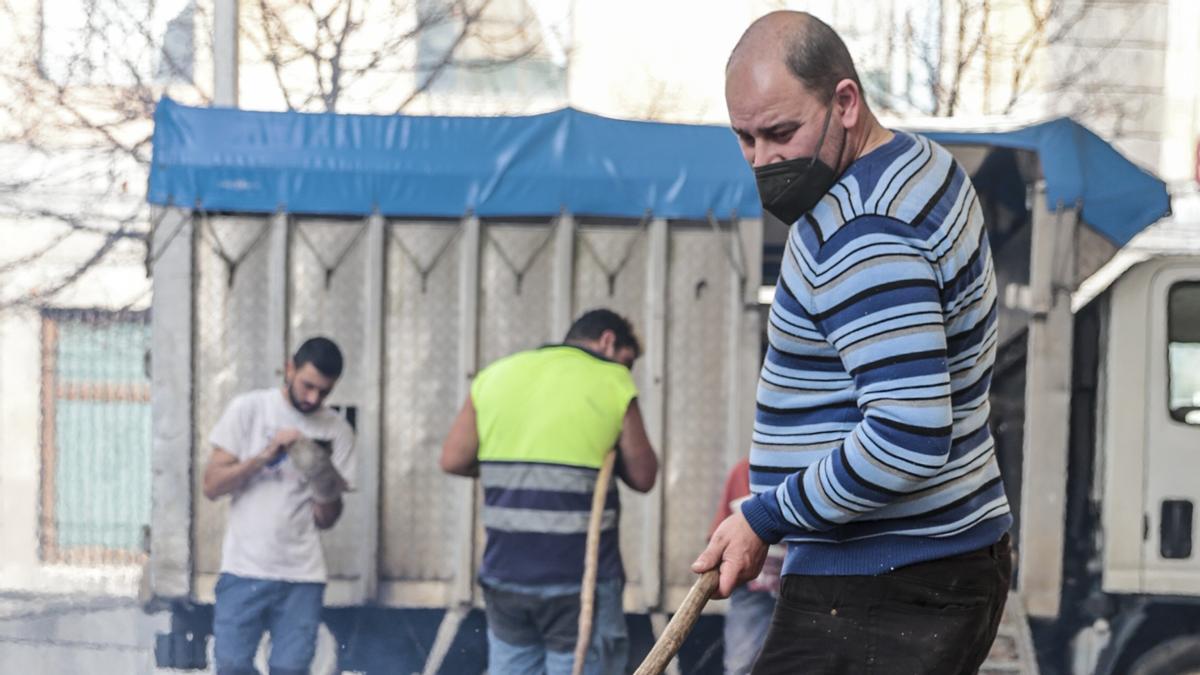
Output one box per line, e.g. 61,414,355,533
1129,636,1200,675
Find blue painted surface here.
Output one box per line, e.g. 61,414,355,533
149,99,1169,245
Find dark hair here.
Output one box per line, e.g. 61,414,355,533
565,309,641,359
293,337,344,379
783,13,863,103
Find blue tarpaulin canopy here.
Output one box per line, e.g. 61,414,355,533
922,118,1171,245
148,98,1170,245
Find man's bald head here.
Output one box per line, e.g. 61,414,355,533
728,11,863,105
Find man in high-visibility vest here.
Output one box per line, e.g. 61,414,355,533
441,308,659,675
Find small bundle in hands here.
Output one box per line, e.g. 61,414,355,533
288,437,346,504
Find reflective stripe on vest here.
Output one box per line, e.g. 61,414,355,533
481,461,618,496
482,507,618,534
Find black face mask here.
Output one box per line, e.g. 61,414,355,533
753,104,841,226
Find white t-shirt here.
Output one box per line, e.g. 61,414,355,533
208,388,356,583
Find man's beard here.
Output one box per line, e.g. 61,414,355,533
287,382,318,414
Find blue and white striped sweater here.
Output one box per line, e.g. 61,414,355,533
742,131,1012,576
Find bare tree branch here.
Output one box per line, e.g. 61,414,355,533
324,0,358,110
0,227,129,310
397,0,496,112
0,230,75,276
2,0,552,306
872,0,1123,122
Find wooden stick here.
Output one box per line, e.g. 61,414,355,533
633,569,720,675
572,449,617,675
421,603,469,675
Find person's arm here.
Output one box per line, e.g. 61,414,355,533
740,232,952,541
202,428,300,500
440,396,480,477
615,399,657,492
695,227,953,598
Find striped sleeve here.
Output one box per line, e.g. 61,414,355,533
742,221,953,541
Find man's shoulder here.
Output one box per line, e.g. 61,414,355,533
481,346,591,375
476,348,537,381
226,388,275,414
560,347,636,386
846,130,973,227
906,130,967,181
210,389,275,451
476,346,634,398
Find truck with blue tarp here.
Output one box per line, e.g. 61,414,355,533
146,97,1200,675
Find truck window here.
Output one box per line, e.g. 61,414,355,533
1168,282,1200,424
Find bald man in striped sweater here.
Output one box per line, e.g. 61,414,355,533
693,11,1013,675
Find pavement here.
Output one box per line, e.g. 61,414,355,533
0,592,169,674
0,593,351,674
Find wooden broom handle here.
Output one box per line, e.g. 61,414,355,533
571,450,618,675
633,569,720,675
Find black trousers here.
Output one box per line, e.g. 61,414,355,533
752,535,1012,675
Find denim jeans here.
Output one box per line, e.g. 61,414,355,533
212,573,325,675
752,535,1012,675
483,578,629,675
724,585,776,674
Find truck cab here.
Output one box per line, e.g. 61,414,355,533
1051,192,1200,675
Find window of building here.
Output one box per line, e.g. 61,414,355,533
416,0,567,101
1168,282,1200,424
40,0,194,87
40,308,151,565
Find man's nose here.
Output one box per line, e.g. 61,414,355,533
753,141,782,169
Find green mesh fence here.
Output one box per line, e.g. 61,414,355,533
39,308,151,565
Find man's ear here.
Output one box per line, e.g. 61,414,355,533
598,329,618,355
834,78,861,130
284,359,295,382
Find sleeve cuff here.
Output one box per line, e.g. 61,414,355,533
740,493,788,545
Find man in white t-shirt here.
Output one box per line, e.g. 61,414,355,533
202,336,356,675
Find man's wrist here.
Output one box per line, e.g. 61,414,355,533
248,449,272,471
740,494,786,545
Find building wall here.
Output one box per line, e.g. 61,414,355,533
0,260,149,596
1043,0,1169,173
1160,0,1200,187
0,136,151,596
